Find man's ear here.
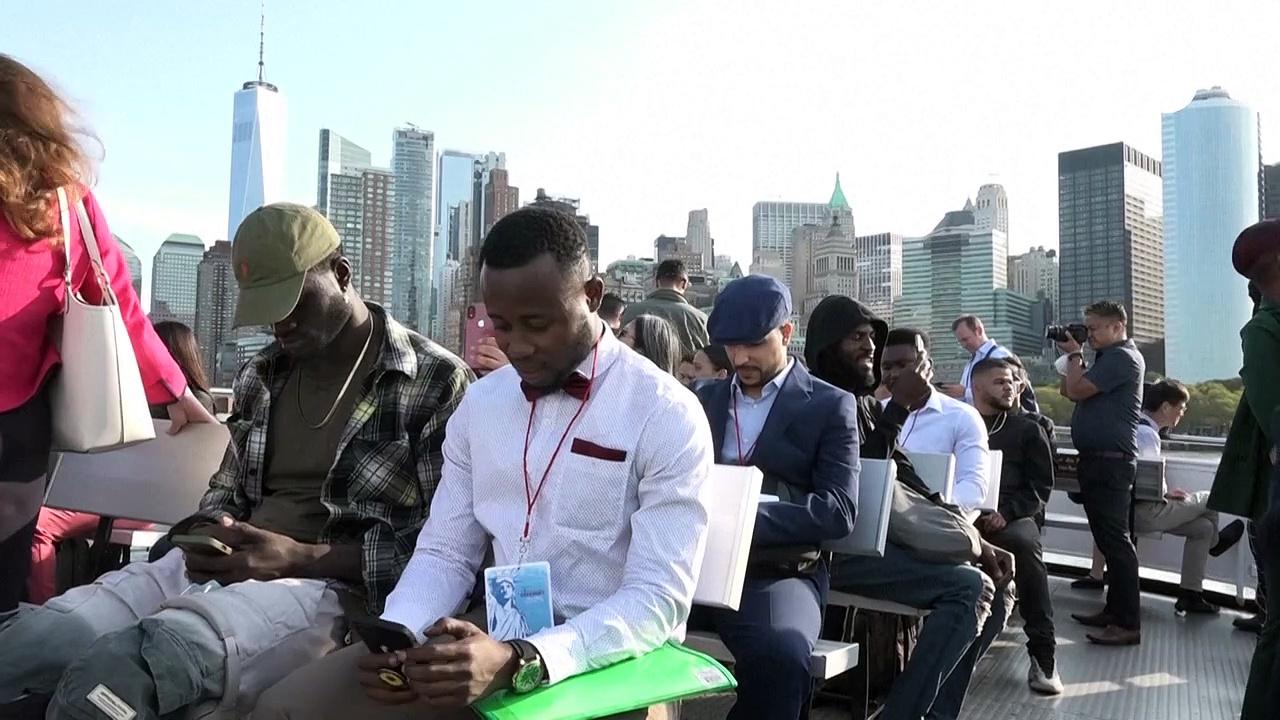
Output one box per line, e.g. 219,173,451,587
332,256,353,291
583,276,605,313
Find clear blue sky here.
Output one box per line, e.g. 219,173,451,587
4,1,1277,304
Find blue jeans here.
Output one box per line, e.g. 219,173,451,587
830,542,993,720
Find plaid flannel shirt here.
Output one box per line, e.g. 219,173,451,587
193,304,472,611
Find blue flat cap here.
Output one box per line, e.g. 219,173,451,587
708,274,793,345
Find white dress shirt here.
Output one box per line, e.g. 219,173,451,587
720,359,795,465
381,323,713,684
1136,414,1162,458
889,390,991,510
960,339,1010,404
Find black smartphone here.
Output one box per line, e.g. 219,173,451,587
350,617,419,690
171,534,234,557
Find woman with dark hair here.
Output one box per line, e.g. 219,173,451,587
690,344,733,381
0,55,216,609
25,321,219,604
150,321,217,417
618,314,681,377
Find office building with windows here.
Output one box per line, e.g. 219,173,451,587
150,234,206,327
227,62,285,241
1162,88,1260,381
1009,246,1059,323
391,126,434,332
897,199,1035,377
316,129,371,215
1058,143,1164,355
117,236,144,300
1264,162,1280,221
195,240,238,386
853,232,903,323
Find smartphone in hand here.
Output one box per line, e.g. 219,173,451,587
171,534,233,557
350,617,420,690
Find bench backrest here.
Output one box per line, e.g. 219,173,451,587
692,464,763,611
45,419,230,525
823,457,895,557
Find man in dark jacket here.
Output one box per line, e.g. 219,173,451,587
620,259,709,361
967,357,1061,693
1222,220,1280,719
805,296,1013,720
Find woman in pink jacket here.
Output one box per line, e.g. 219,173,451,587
0,54,216,610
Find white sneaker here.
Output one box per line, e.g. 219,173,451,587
1028,658,1064,695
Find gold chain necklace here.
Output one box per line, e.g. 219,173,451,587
296,322,375,430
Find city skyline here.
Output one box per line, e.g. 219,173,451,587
8,1,1276,308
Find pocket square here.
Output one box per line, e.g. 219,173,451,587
570,438,627,462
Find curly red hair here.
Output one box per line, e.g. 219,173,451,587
0,54,97,242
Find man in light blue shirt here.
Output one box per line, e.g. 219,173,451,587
721,359,794,465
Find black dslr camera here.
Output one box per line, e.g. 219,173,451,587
1045,323,1088,345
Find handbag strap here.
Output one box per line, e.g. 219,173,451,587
56,188,74,312
55,187,118,312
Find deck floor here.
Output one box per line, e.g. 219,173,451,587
684,577,1256,719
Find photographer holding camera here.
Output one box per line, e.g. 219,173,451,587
1052,300,1146,646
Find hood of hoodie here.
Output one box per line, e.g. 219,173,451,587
803,295,889,395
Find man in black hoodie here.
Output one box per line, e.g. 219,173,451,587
805,296,1009,720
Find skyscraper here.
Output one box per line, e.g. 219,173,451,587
316,129,371,215
791,212,857,327
853,232,903,322
1264,163,1280,221
752,193,829,289
327,166,396,306
686,209,713,270
352,168,397,308
897,196,1035,376
484,168,520,236
1009,246,1059,321
471,152,506,245
391,126,435,332
1162,88,1260,381
116,236,144,300
150,234,205,327
226,10,285,241
973,183,1009,234
431,150,480,339
195,240,238,386
1058,143,1164,351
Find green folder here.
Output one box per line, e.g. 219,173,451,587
472,642,736,720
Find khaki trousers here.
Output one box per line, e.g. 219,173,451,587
253,642,678,719
1133,490,1220,591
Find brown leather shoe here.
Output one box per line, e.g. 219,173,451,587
1086,625,1141,646
1071,611,1117,628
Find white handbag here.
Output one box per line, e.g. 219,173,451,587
49,187,156,452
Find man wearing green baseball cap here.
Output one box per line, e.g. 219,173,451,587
5,202,473,719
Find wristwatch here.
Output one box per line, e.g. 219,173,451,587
507,639,546,694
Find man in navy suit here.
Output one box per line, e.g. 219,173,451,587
690,275,859,720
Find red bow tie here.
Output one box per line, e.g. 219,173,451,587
521,372,592,402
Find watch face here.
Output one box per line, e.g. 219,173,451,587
513,660,542,693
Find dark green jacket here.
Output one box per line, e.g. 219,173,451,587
1210,299,1280,519
620,289,710,361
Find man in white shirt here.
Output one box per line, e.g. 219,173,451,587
949,314,1038,413
883,328,992,515
255,206,714,719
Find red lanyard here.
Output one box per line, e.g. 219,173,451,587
731,390,761,466
521,342,600,542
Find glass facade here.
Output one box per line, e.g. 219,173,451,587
1057,143,1164,348
150,234,206,327
391,127,435,332
751,201,829,289
227,83,286,241
1162,89,1260,381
